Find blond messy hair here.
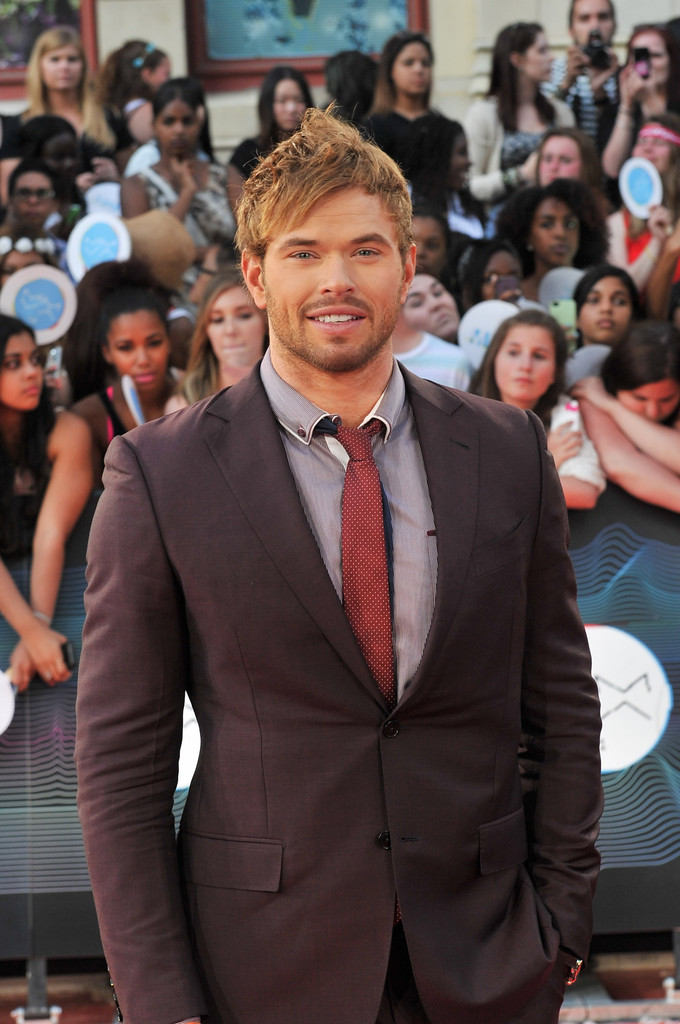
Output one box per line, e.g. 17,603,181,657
235,106,413,262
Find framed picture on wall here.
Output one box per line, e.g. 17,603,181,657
0,0,97,98
186,0,429,90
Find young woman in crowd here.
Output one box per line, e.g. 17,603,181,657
166,267,267,412
456,238,524,312
410,117,485,239
66,259,177,484
21,27,131,188
121,78,235,308
410,204,454,288
363,31,446,185
473,308,605,508
0,313,91,689
401,272,461,346
574,264,639,348
602,24,680,178
572,321,680,510
464,22,574,206
565,264,640,387
535,127,602,189
16,117,84,238
227,66,313,217
96,40,171,146
607,113,680,297
496,178,608,302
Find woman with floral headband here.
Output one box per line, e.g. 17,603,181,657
607,113,680,297
0,229,58,290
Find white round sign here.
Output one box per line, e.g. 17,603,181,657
0,264,77,345
619,157,663,220
585,624,672,773
457,300,518,369
66,212,131,281
538,267,584,308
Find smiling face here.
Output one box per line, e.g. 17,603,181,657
538,136,583,186
206,285,267,372
154,99,201,159
40,44,83,92
403,273,459,341
616,377,680,421
242,187,414,385
103,309,170,397
529,198,580,272
577,275,634,346
0,331,43,415
391,42,432,102
493,325,556,410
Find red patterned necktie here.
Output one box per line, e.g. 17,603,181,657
335,419,396,709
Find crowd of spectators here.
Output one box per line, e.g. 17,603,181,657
1,5,680,691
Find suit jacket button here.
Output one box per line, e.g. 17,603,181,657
377,830,391,850
383,720,399,738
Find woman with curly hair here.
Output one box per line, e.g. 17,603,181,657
96,40,171,146
495,178,608,302
464,22,574,206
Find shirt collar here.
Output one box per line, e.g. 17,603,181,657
260,349,406,445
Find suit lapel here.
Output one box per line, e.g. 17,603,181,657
402,372,480,701
203,371,383,705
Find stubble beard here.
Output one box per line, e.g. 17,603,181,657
262,281,404,375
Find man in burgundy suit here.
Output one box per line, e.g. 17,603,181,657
76,109,602,1024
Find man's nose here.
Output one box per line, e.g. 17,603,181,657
321,256,354,292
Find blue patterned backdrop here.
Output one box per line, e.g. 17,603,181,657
204,0,408,60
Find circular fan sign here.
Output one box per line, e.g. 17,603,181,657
0,264,77,344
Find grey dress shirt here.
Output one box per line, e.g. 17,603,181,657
260,351,437,700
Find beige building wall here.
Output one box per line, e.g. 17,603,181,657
94,0,680,160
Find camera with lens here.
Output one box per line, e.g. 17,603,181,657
582,29,612,70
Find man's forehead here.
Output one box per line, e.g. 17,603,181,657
267,188,400,245
573,0,613,18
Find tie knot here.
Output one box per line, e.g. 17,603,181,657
336,419,382,462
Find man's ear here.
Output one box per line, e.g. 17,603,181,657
241,253,267,310
399,243,417,304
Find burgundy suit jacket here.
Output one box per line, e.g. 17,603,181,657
76,366,602,1024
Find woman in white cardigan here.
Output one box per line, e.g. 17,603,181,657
464,22,574,206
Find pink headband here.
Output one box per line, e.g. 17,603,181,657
638,123,680,147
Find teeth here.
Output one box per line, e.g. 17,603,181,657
314,314,359,323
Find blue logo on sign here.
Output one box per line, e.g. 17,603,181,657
629,167,654,206
81,223,119,268
15,280,64,330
